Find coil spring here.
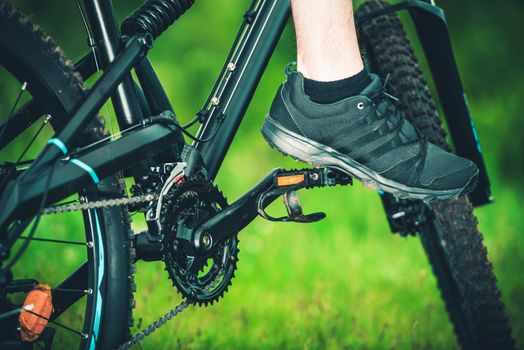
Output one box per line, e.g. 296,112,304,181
121,0,195,40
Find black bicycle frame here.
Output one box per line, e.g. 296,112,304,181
193,0,290,179
0,0,491,242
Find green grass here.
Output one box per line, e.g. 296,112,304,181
9,163,524,349
128,159,524,350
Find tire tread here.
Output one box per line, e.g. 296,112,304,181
357,1,515,348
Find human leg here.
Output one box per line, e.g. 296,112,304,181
261,0,479,201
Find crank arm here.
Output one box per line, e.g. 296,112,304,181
192,167,352,254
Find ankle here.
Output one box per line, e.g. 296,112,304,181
297,57,364,82
302,68,371,104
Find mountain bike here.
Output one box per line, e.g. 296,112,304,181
0,0,516,349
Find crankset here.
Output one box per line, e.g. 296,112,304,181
124,166,352,349
160,176,238,306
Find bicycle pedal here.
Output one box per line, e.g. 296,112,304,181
282,190,326,223
258,188,326,223
256,167,350,223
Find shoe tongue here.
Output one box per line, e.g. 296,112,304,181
359,74,383,97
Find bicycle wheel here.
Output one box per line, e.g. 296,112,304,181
357,1,515,349
0,1,134,349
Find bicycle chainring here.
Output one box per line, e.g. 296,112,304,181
160,177,238,306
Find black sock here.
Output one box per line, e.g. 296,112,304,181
303,68,371,104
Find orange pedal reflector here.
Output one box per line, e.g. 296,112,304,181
19,284,53,342
277,174,305,187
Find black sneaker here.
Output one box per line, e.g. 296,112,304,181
261,70,479,201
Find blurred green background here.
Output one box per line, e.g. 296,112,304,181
4,0,524,348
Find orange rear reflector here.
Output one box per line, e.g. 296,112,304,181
19,284,53,342
277,174,305,187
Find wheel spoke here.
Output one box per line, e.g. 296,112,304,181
51,262,88,320
16,114,52,162
0,82,31,191
53,287,92,294
0,81,27,145
18,236,87,246
0,99,42,149
23,308,87,339
4,159,58,270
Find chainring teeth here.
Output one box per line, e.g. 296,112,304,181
159,177,239,306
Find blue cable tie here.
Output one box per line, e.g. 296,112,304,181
69,158,100,184
47,138,68,155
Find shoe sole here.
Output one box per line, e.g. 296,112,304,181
261,116,479,202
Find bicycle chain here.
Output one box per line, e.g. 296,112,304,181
116,299,190,350
41,194,158,215
117,268,225,350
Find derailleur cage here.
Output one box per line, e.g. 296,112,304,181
257,167,352,223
